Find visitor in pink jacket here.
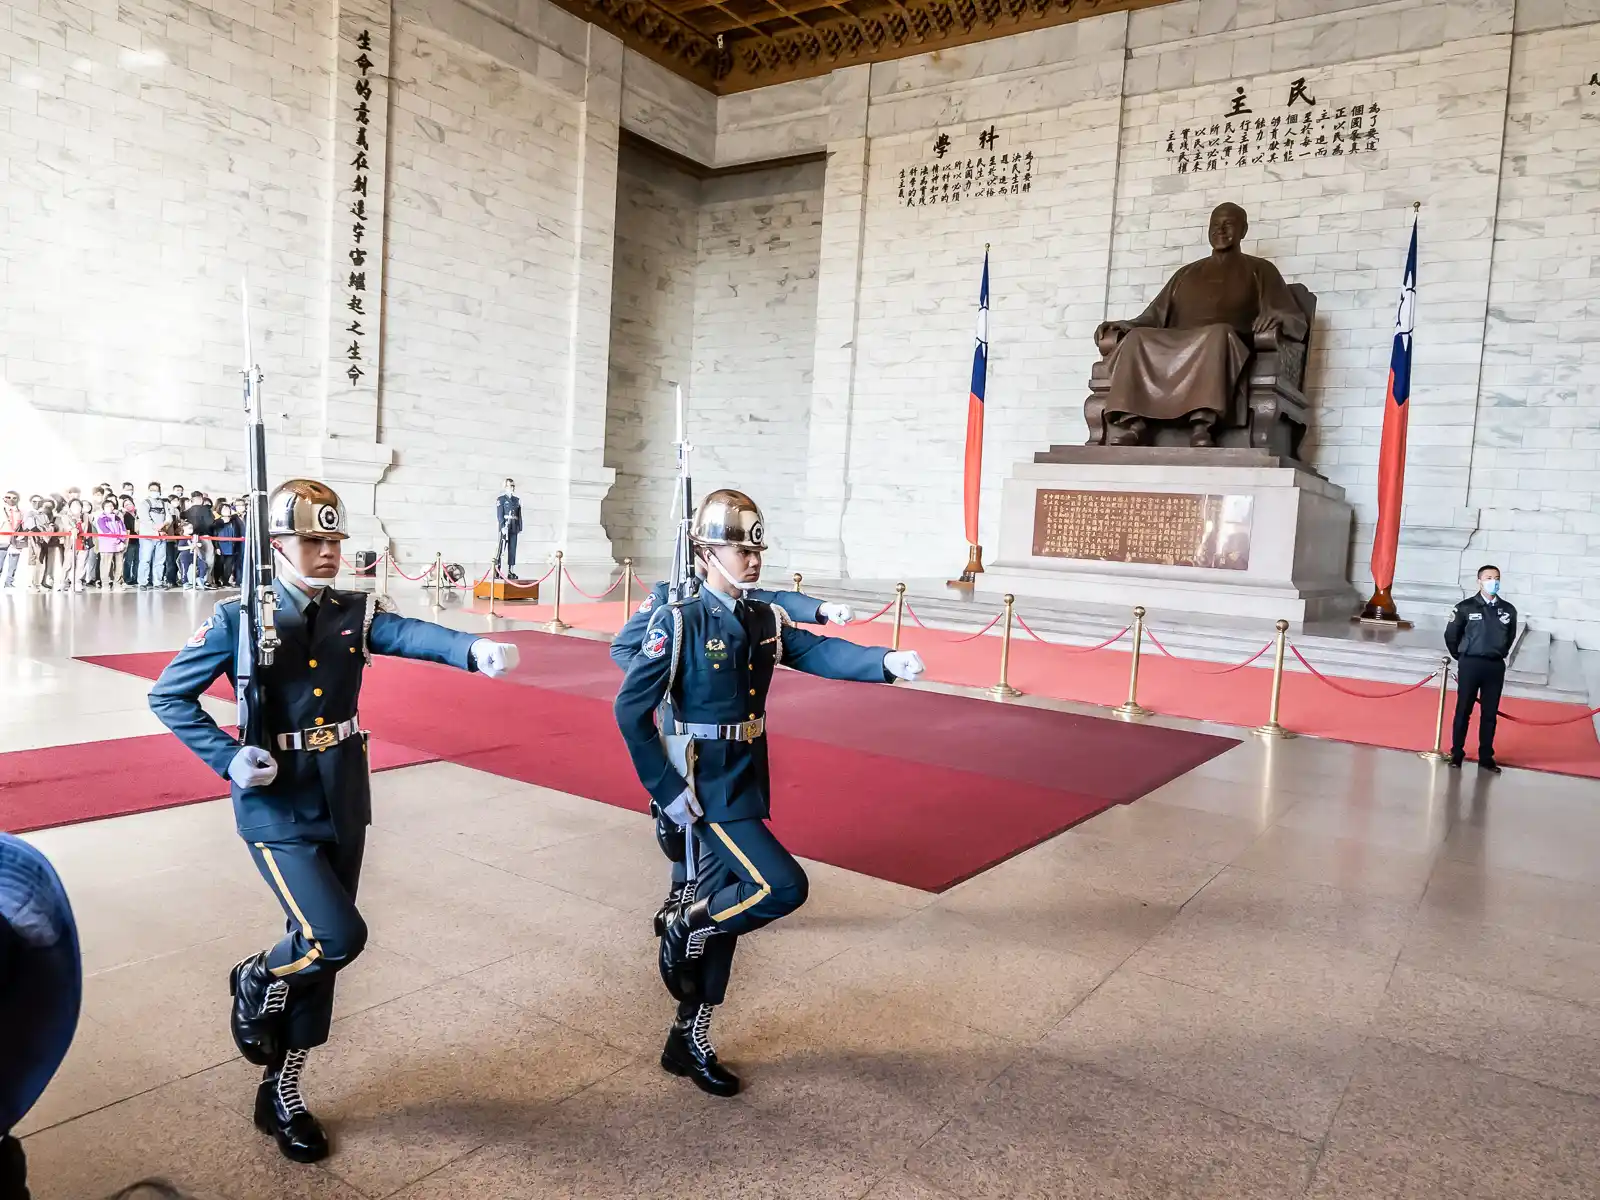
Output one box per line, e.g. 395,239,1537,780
93,500,129,590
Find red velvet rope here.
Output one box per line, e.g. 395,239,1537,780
1499,704,1600,727
858,598,897,622
561,567,626,599
1290,646,1439,698
1015,614,1131,654
1146,628,1275,674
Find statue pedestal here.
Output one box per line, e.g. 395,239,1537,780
977,450,1356,623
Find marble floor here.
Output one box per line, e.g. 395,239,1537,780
5,587,1600,1199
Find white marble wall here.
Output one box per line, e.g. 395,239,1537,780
602,147,701,565
0,0,337,492
601,151,825,572
1475,19,1600,628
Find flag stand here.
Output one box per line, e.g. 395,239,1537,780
1354,585,1412,629
948,544,984,589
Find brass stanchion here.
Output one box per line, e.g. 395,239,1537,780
431,551,443,608
622,557,633,621
1253,620,1295,739
1419,655,1453,762
792,571,803,592
891,582,907,651
381,548,389,595
1114,606,1152,718
545,549,570,632
989,594,1022,698
486,562,497,619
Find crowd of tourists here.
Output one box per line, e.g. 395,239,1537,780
0,481,245,593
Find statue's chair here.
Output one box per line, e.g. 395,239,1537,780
1083,283,1317,461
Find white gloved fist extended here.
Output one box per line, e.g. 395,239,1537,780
819,602,855,625
661,786,703,827
471,640,521,678
884,650,926,682
228,745,279,789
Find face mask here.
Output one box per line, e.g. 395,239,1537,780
1482,578,1500,597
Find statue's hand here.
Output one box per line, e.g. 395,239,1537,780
1251,315,1282,335
1094,321,1129,347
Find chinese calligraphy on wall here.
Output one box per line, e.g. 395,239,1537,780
344,29,374,387
1163,78,1383,174
898,126,1035,207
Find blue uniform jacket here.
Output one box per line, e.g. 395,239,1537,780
149,581,480,843
614,590,889,823
610,582,824,672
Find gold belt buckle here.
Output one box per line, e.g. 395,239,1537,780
740,719,761,741
306,725,339,751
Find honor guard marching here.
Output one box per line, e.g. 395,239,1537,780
149,480,523,1162
613,489,924,1096
614,577,858,942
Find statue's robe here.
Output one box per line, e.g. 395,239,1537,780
1106,252,1307,424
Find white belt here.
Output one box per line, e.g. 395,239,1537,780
275,719,362,752
672,717,765,742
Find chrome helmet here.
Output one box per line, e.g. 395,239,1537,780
267,479,348,542
691,489,767,551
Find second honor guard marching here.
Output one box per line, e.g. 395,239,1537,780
614,490,925,1096
150,480,523,1163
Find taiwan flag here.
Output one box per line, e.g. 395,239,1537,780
962,250,989,547
1369,215,1417,597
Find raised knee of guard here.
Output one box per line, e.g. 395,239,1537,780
771,871,809,915
325,916,369,966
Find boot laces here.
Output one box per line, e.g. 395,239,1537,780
690,1004,715,1058
276,1048,309,1117
261,978,289,1018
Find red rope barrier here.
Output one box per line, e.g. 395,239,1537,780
1499,704,1600,727
858,598,896,623
388,559,434,581
1015,615,1131,654
1290,646,1439,699
904,603,932,630
947,612,1005,642
561,567,626,599
1146,629,1274,674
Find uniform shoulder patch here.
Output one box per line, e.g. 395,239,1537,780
642,626,669,659
638,593,655,614
186,617,214,647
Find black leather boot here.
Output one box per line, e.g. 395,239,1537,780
661,1003,740,1097
659,896,714,1003
1,1133,28,1200
254,1050,329,1163
229,952,287,1066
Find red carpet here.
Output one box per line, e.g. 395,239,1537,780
61,637,1236,891
0,733,436,836
478,600,1600,779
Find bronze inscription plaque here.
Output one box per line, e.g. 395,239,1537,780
1031,490,1253,570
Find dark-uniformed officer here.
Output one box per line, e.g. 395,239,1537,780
0,835,81,1200
495,478,522,578
614,489,924,1097
1445,564,1517,773
615,579,857,934
149,480,522,1164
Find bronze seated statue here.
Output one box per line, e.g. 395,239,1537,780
1085,202,1315,462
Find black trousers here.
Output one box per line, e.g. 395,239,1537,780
1451,655,1505,761
247,833,368,1050
505,529,518,572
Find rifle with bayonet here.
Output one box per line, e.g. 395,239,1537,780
236,279,279,751
667,381,699,608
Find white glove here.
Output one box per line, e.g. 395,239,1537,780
228,745,278,789
471,640,521,678
884,650,926,682
661,786,703,826
819,602,854,625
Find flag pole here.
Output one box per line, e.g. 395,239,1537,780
949,243,990,590
1356,202,1420,629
